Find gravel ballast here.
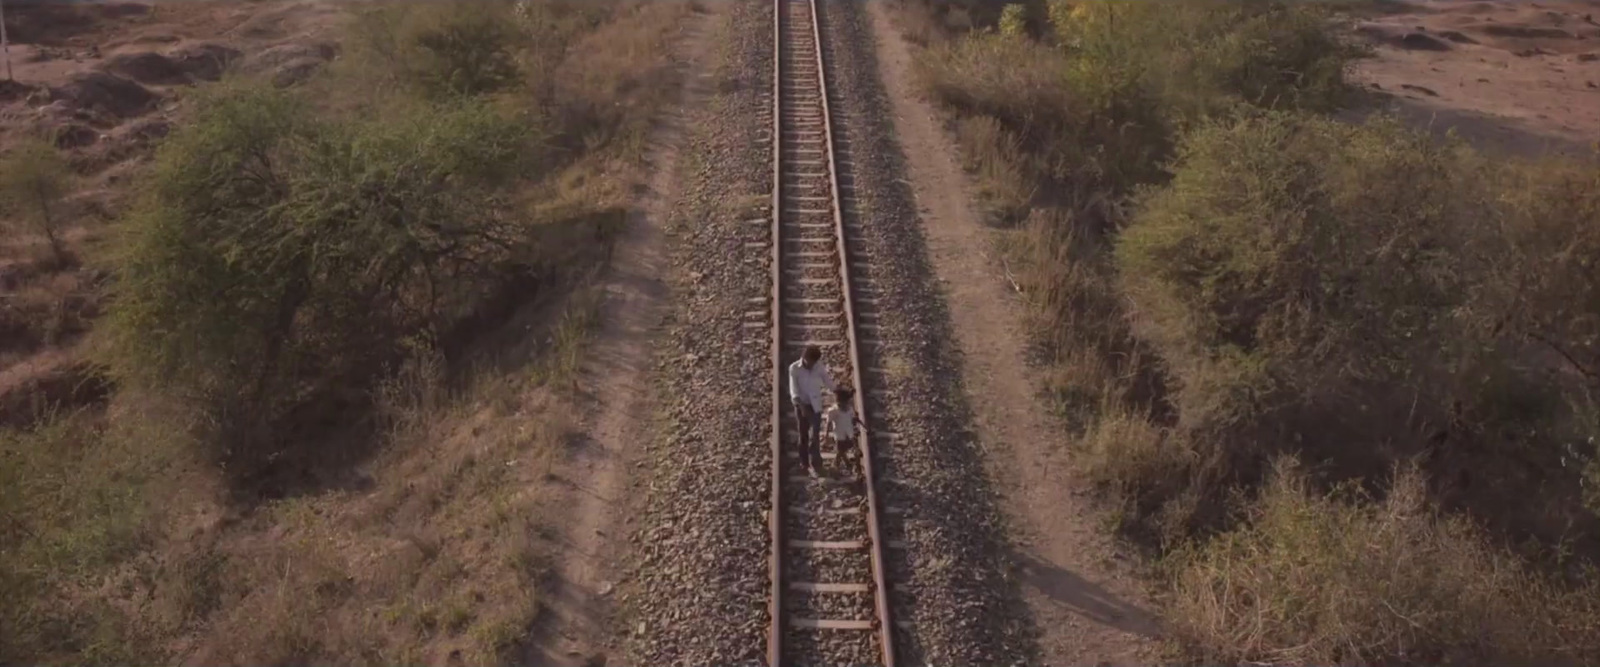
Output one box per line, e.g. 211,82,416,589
616,1,774,664
620,0,1039,665
814,0,1038,664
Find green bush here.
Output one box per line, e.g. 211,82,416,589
1465,155,1600,518
921,0,1361,223
914,0,1600,662
1117,112,1471,433
103,82,531,467
348,0,526,100
1194,4,1361,114
1472,159,1600,390
1047,0,1359,120
1115,110,1600,549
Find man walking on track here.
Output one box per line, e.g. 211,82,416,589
788,344,835,476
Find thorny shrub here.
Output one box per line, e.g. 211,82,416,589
103,82,532,472
914,0,1600,661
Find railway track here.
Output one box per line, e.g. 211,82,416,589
763,0,903,664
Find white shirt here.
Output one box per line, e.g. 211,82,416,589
787,358,835,412
825,405,856,441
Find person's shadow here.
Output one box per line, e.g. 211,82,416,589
1010,550,1163,638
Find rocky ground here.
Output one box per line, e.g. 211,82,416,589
617,0,1038,663
0,0,343,412
615,0,773,663
618,0,1600,662
615,0,1041,663
0,1,342,172
1348,0,1600,158
814,0,1037,664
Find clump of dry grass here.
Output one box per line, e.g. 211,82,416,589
907,0,1600,662
189,337,582,665
1118,109,1600,665
0,400,199,664
1168,458,1600,665
2,0,696,664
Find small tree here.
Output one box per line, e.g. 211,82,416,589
0,139,72,264
348,0,524,101
105,81,532,471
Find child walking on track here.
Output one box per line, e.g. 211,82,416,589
824,387,866,473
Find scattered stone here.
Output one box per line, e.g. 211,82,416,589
171,43,243,81
623,1,1033,665
50,71,158,119
1398,32,1450,51
98,2,152,19
124,117,172,143
1401,83,1441,96
100,51,189,85
0,79,37,104
1440,30,1478,44
101,43,240,85
1482,24,1573,39
242,41,339,88
51,123,99,149
272,58,327,88
790,2,1033,664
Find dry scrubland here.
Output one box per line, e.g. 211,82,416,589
902,0,1600,663
0,0,692,662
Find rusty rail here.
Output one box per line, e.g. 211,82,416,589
767,0,898,664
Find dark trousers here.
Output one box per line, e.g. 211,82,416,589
794,403,822,469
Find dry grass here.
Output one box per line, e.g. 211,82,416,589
0,399,199,664
0,0,694,663
188,309,587,665
905,0,1600,663
0,255,97,361
1169,459,1600,665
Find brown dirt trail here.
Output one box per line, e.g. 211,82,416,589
522,5,724,665
865,3,1163,664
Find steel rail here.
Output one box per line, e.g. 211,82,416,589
767,0,898,664
803,0,897,663
765,0,786,660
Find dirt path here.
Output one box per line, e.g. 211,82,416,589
864,3,1163,664
523,6,722,666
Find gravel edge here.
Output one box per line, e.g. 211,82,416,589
615,0,1041,664
816,1,1040,664
615,1,774,665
